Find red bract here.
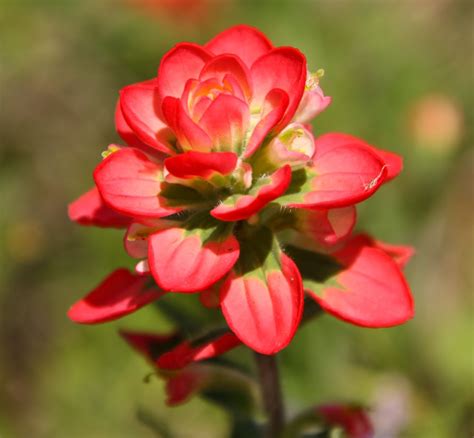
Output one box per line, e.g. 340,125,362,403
120,329,242,406
221,240,304,354
317,404,374,438
68,186,131,228
68,269,165,323
69,25,413,355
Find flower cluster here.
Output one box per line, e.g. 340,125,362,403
68,25,414,359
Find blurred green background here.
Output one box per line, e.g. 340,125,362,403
1,0,472,436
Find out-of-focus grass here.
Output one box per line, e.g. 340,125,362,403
0,0,472,437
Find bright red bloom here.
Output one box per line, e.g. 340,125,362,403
69,25,413,355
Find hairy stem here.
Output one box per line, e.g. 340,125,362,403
254,353,285,438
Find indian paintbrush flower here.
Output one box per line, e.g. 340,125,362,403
68,25,414,357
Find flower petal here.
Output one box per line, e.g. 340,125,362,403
317,404,374,438
199,285,221,308
68,187,131,228
162,96,213,152
205,24,273,68
198,94,250,152
164,151,238,179
199,54,252,101
250,47,306,130
68,269,164,323
374,240,415,269
352,234,415,269
293,207,357,248
315,133,403,181
220,228,304,354
120,330,183,363
158,332,241,370
94,148,182,218
280,143,387,209
148,224,240,292
157,42,212,100
120,79,175,154
124,220,175,259
165,367,204,406
244,88,289,158
293,86,332,124
115,100,150,150
210,165,291,221
293,235,414,327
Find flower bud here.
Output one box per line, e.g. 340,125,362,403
252,123,315,175
293,70,331,123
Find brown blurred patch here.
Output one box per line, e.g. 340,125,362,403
5,220,46,264
125,0,233,26
408,94,464,153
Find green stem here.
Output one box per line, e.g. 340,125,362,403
254,353,285,438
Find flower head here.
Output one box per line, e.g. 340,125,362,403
69,25,414,355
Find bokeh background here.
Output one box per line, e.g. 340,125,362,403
1,0,472,436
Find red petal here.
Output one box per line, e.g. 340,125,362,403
68,269,164,324
162,96,213,152
166,368,203,406
205,24,273,68
199,286,221,308
164,151,238,179
220,253,304,354
244,89,289,158
120,330,182,363
353,234,415,269
157,42,212,100
286,144,387,209
148,227,240,292
374,240,414,269
317,404,374,438
124,221,169,259
211,165,291,221
293,86,332,123
120,79,175,154
250,47,306,130
115,100,150,150
94,148,182,218
296,207,356,247
68,187,131,228
158,332,241,370
199,94,250,152
315,133,403,181
308,235,414,327
199,54,252,101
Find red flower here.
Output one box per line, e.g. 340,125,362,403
120,329,242,405
317,404,374,438
69,25,413,355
